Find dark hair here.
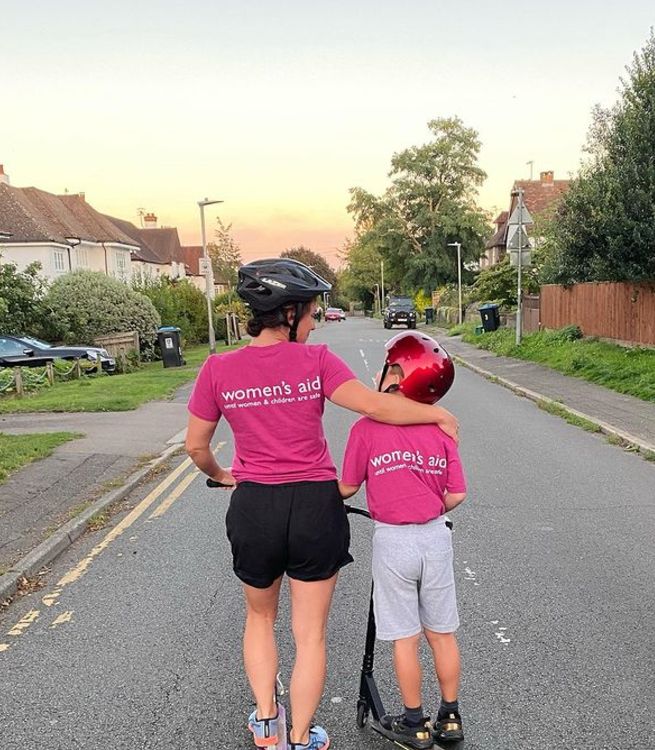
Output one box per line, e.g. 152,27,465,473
247,300,313,337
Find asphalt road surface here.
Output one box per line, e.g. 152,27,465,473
2,318,654,750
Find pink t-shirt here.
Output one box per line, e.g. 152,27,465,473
188,342,356,484
342,418,467,525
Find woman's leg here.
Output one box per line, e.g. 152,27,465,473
243,576,283,718
288,574,338,745
424,629,460,702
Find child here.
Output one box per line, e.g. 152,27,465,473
339,331,466,749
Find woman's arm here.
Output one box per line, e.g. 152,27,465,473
185,414,235,485
338,481,361,499
329,379,459,440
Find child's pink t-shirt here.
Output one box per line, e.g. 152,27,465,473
188,342,356,484
341,418,466,524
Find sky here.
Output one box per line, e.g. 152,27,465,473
1,1,653,265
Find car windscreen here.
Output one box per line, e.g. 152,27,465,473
389,300,413,309
20,336,51,348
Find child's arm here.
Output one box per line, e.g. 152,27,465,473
338,481,361,499
444,491,466,511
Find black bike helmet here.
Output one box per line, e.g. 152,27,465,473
237,258,332,341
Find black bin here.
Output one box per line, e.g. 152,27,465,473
425,307,435,324
478,304,500,332
157,326,184,367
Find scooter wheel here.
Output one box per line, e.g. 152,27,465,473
356,702,369,728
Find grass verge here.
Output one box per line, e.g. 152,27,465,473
0,342,242,414
0,432,81,483
449,324,655,402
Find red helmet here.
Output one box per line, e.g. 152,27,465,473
382,331,455,404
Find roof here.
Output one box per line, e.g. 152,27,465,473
0,183,138,246
102,214,162,264
178,245,204,275
511,178,570,218
138,227,182,264
485,211,509,249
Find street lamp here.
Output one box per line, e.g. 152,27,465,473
447,242,463,325
373,283,381,315
198,198,224,354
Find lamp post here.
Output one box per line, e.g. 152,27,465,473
380,260,385,311
198,198,224,354
447,242,463,326
373,283,381,316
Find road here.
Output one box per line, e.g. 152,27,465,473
1,318,654,750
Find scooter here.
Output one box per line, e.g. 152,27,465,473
348,505,461,750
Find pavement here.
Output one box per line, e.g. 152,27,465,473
428,327,655,453
1,320,654,602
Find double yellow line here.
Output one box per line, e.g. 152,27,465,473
1,443,225,654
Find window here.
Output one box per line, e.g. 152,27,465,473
115,250,127,277
53,249,67,273
0,337,25,356
76,246,88,267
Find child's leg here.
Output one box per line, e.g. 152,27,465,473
392,633,423,709
424,629,460,702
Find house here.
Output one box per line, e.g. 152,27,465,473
179,245,229,295
0,166,137,281
481,211,508,270
481,170,570,268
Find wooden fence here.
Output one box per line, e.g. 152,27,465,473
94,331,140,360
522,294,540,333
540,282,655,345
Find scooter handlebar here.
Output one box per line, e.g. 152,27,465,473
206,477,236,489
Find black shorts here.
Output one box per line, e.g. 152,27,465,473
225,480,353,589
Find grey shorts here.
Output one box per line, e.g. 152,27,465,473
372,516,459,641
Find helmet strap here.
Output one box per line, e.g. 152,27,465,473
288,302,304,343
378,362,390,392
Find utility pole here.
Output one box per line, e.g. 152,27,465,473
516,188,523,345
380,260,385,311
198,198,224,354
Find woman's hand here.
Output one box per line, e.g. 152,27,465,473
439,412,460,443
211,467,236,488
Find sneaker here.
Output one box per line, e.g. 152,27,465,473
433,711,464,742
289,724,330,749
379,713,433,750
248,709,279,747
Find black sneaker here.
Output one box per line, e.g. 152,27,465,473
379,713,433,749
433,711,464,742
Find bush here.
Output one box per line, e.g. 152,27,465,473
42,271,161,358
133,275,208,345
0,261,48,335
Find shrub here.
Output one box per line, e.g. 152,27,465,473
133,275,208,345
0,261,48,335
42,271,161,358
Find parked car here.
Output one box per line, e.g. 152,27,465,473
325,307,346,322
383,297,417,329
0,335,116,373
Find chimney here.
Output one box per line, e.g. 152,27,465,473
540,170,554,184
143,212,158,229
78,192,85,201
0,165,9,185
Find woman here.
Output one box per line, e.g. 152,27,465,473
186,258,458,750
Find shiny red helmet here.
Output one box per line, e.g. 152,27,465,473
381,331,455,404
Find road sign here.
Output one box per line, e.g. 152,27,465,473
508,202,534,226
509,249,532,268
199,257,211,275
506,225,531,250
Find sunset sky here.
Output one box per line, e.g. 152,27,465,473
2,1,653,266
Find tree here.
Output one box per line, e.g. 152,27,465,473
281,246,337,287
338,238,382,309
208,218,242,289
346,118,490,296
546,31,655,283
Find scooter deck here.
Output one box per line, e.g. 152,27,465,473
371,720,428,750
273,702,288,750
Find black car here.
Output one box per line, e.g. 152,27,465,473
383,298,417,329
0,335,116,373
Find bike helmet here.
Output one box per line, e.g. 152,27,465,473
379,331,455,404
237,258,332,341
237,258,331,312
